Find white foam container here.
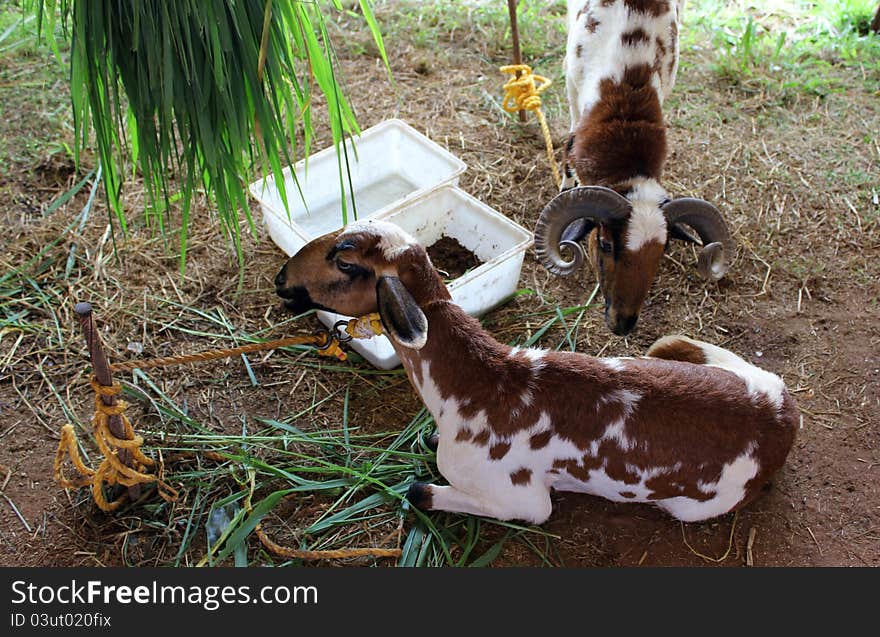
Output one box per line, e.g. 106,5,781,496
249,118,466,256
306,186,533,368
250,119,532,369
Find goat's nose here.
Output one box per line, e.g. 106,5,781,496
274,268,286,289
611,314,638,336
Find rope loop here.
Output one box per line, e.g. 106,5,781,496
499,64,561,188
57,319,380,512
55,375,179,512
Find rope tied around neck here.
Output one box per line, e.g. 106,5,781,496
499,64,561,188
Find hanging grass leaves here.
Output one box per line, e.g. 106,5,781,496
29,0,388,271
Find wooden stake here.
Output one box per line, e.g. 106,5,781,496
74,302,141,499
507,0,527,123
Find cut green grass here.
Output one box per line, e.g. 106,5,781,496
25,0,389,275
82,293,603,568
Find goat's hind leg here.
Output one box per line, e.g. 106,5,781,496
407,482,552,524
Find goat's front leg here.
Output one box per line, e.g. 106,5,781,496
407,482,553,524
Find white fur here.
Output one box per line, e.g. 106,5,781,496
565,0,679,128
659,449,759,521
672,336,786,410
340,219,416,261
624,177,669,251
404,350,775,524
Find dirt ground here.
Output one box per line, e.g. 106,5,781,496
1,3,878,567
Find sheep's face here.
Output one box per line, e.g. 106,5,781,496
275,220,436,350
586,220,666,336
535,183,731,337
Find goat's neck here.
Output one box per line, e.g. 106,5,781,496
393,294,521,434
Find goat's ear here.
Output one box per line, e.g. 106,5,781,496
376,275,427,350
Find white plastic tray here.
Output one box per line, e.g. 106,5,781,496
318,185,533,368
249,118,466,256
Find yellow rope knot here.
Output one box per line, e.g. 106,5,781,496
500,64,551,113
345,312,383,339
54,377,179,512
499,64,561,188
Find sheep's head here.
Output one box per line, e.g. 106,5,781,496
533,184,731,336
275,220,444,350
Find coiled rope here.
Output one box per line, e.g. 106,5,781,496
55,315,384,516
55,378,178,511
499,64,561,188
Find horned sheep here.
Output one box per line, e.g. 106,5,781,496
534,0,732,335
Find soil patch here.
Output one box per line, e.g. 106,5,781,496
427,235,482,279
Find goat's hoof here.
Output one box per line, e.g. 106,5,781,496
406,482,433,511
425,432,439,452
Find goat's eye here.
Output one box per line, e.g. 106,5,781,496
337,260,355,273
598,238,613,254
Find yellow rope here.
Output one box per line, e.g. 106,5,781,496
54,378,179,512
344,312,384,339
500,64,561,188
246,470,400,562
55,316,384,513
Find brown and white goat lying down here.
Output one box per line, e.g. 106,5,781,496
276,221,797,524
534,0,732,335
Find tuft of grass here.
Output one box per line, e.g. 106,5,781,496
685,0,880,100
25,0,389,274
373,0,567,64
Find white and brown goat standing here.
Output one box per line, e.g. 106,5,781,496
535,0,732,335
276,220,797,524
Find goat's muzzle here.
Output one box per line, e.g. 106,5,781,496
276,283,322,315
609,313,638,336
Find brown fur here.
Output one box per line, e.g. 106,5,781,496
510,468,533,486
646,338,708,364
653,36,667,73
404,297,796,511
587,227,666,329
489,442,511,460
571,63,667,187
623,0,670,17
621,28,651,46
278,225,797,519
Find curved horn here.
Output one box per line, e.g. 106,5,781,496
662,198,732,281
534,186,631,277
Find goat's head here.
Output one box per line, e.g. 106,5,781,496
533,185,731,335
274,220,443,350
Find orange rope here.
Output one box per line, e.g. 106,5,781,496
109,334,334,373
107,314,382,373
255,524,401,561
247,471,401,562
56,315,384,513
54,379,179,512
